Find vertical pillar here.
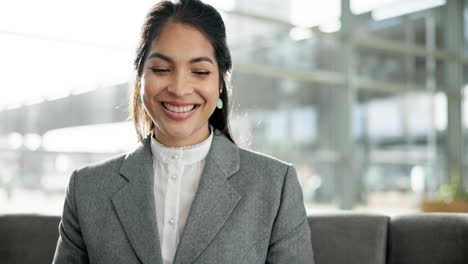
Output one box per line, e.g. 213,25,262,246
445,0,465,186
425,12,438,194
337,0,356,209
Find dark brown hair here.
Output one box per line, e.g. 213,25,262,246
129,0,234,143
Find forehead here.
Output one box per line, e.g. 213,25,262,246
149,22,215,60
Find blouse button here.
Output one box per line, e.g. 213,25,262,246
170,175,176,180
171,154,178,160
169,219,175,225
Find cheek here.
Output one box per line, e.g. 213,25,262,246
204,76,220,102
200,84,219,105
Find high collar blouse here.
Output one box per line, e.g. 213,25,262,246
150,127,213,264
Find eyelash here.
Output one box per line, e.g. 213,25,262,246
150,68,210,76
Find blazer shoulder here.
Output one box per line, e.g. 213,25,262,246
239,147,291,165
238,146,292,174
68,151,133,200
74,151,128,179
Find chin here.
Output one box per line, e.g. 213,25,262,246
166,128,193,139
156,122,197,140
160,124,191,136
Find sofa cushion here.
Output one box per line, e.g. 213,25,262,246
388,213,468,264
0,214,60,264
308,213,389,264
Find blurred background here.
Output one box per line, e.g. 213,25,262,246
1,0,468,216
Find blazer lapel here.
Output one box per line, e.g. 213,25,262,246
173,130,241,264
111,135,163,264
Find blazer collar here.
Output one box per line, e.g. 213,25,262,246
114,129,241,264
112,133,162,264
204,128,240,179
173,129,241,264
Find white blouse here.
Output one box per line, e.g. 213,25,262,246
150,127,213,264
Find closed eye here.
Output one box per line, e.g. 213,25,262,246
150,68,170,73
194,71,210,76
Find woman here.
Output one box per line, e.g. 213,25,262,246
53,0,314,263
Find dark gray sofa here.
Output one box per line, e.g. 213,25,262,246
1,213,467,264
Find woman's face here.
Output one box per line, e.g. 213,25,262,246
141,22,220,147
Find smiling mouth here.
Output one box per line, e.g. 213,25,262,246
161,102,200,113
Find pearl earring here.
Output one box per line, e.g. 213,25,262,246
217,98,223,109
217,88,223,109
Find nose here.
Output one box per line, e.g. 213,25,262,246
167,70,193,96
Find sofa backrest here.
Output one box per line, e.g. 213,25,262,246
0,214,60,264
308,213,389,264
388,213,468,264
1,213,467,264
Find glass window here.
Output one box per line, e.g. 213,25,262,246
2,0,466,215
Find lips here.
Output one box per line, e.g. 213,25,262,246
160,101,200,121
162,102,196,113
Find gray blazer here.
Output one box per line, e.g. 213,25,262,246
52,129,314,264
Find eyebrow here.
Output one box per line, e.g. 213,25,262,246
148,52,213,64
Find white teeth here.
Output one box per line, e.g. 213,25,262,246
163,103,196,113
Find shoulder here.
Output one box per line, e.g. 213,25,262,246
228,146,303,225
238,146,292,173
213,131,291,173
232,146,295,192
74,152,127,178
70,151,131,195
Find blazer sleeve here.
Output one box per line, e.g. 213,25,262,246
52,170,90,264
266,165,315,264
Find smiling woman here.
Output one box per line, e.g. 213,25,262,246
140,22,221,147
52,0,314,263
131,0,234,147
